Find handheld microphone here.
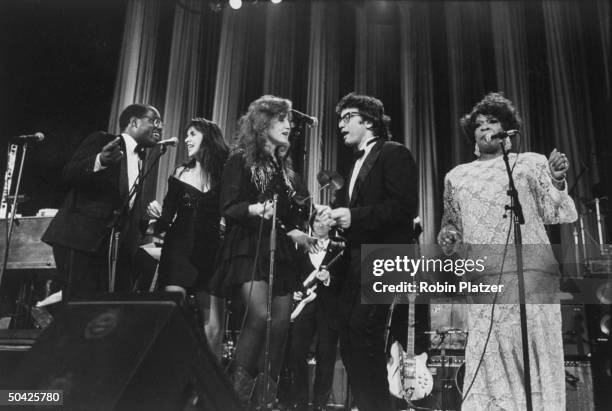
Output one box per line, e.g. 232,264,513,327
291,109,319,127
491,130,519,140
10,132,45,143
156,137,178,147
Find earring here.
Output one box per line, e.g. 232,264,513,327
474,143,481,157
504,137,512,151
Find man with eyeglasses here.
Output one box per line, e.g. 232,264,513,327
43,104,163,301
326,93,418,411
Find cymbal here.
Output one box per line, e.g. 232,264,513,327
317,170,344,190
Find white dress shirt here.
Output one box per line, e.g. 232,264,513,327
348,137,377,201
94,133,141,208
309,238,330,269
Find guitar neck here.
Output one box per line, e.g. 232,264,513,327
407,299,415,357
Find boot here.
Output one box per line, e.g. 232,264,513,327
228,365,255,405
252,372,279,409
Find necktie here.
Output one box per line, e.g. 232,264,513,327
136,147,146,178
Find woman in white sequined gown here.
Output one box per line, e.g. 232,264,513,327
438,93,577,410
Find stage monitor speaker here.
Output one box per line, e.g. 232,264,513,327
7,297,240,411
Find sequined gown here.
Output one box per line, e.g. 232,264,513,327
438,153,577,411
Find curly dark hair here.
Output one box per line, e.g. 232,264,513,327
234,95,295,177
182,117,229,188
460,92,522,140
335,92,390,140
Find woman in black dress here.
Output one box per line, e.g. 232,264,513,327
147,118,229,358
210,95,316,405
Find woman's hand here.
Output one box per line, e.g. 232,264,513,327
548,148,570,182
248,200,275,219
287,229,319,252
438,226,461,255
147,200,162,219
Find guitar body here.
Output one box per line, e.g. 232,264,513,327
402,350,433,401
387,341,404,398
387,341,433,401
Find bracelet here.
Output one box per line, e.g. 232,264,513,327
551,174,566,183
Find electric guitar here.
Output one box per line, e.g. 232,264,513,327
387,292,434,402
290,243,344,321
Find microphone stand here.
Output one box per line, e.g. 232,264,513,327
261,193,278,409
0,143,29,307
106,145,169,292
500,142,532,411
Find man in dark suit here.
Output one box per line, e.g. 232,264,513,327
287,215,346,411
328,93,418,411
42,104,163,301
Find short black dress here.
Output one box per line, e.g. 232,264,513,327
209,151,310,297
155,171,221,291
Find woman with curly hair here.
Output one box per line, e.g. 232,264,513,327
147,117,229,357
438,92,577,410
210,95,316,405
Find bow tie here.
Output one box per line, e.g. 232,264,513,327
352,138,380,161
352,149,365,160
135,146,147,161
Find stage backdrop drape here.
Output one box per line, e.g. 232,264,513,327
154,0,208,201
398,2,440,245
211,8,251,143
443,1,488,166
107,0,610,250
305,1,342,205
108,0,162,133
491,1,532,152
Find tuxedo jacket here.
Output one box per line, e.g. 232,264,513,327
42,131,144,256
334,140,418,247
298,239,347,299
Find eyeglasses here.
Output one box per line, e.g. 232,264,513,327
339,112,361,125
142,115,163,128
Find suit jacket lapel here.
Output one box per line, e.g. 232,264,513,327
118,137,129,202
321,241,342,266
349,140,383,207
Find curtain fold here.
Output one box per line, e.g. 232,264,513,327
596,0,611,98
444,2,488,166
212,8,250,143
491,1,532,151
399,2,439,245
542,1,597,202
108,0,162,133
304,1,341,205
263,3,296,97
154,0,206,201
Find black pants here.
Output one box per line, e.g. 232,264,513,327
289,295,339,408
52,245,134,302
338,250,391,411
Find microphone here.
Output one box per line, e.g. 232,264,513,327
490,130,519,140
10,132,45,143
156,137,178,147
291,109,319,127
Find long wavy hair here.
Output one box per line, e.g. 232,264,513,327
234,95,296,186
182,117,229,188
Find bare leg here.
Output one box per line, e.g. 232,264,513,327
198,291,226,359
